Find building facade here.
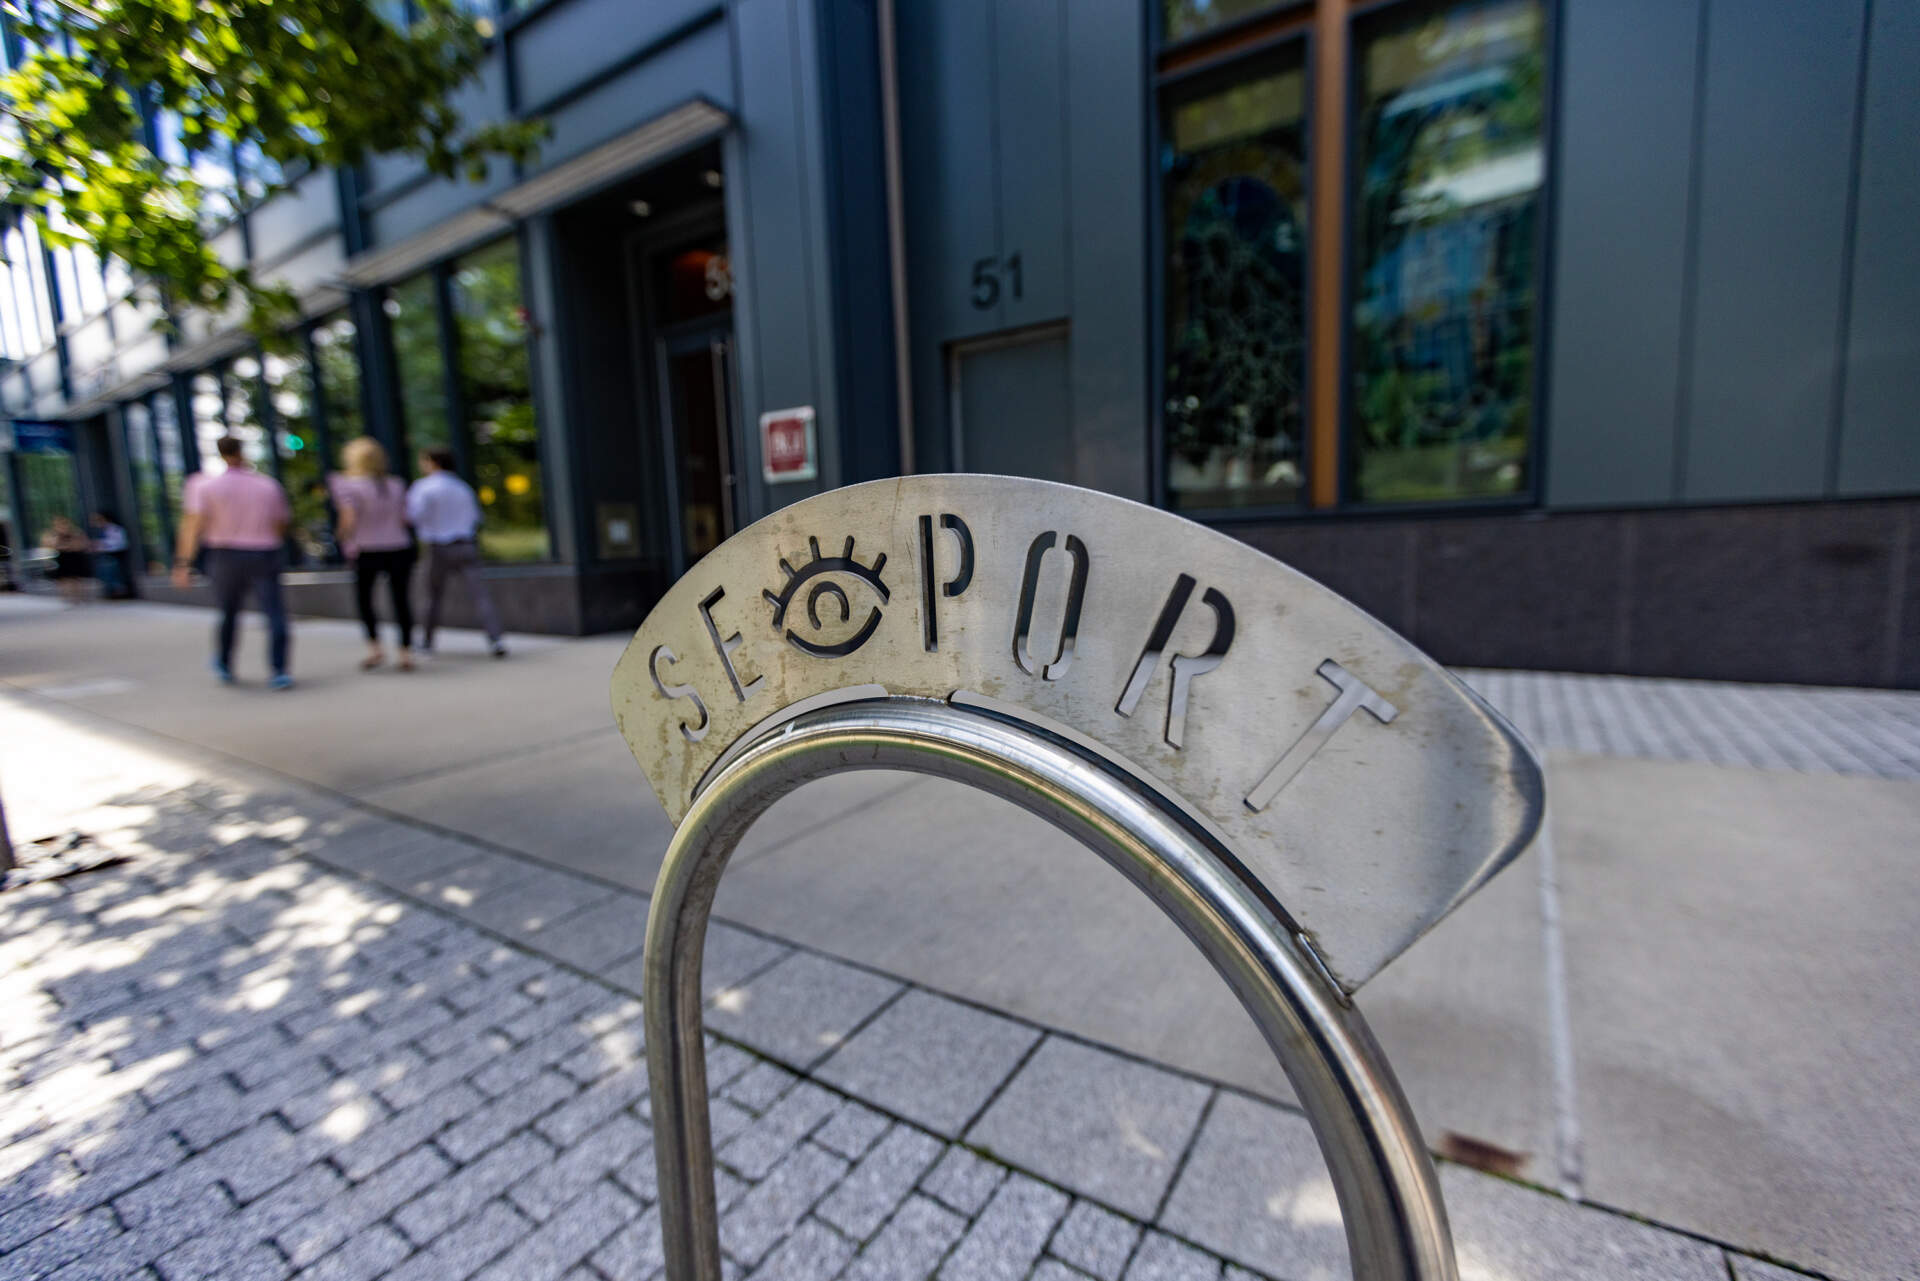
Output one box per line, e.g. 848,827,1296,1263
2,0,1916,685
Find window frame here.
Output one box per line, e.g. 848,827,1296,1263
383,231,555,563
1151,32,1321,521
1148,0,1561,521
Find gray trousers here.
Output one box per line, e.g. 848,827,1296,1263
420,539,502,648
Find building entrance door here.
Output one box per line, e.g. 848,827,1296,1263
645,232,738,572
660,329,737,567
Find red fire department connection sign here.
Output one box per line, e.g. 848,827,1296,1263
760,407,817,484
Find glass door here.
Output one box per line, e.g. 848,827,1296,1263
647,230,738,572
661,330,737,567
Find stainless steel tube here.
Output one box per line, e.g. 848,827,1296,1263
643,697,1455,1281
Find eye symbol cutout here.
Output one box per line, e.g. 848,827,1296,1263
763,536,890,658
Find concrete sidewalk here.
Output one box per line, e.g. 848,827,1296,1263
3,597,1917,1279
2,692,1761,1281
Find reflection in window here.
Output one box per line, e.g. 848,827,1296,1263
1164,0,1284,44
190,371,227,473
1350,0,1544,503
154,392,186,545
224,356,273,470
1162,54,1309,510
310,314,364,463
125,400,167,571
267,348,331,565
451,238,548,562
389,272,449,461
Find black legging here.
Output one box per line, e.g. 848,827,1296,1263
354,547,415,649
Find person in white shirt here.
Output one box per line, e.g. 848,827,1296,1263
405,448,507,657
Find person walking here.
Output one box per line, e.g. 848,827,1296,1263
330,437,417,672
173,436,294,688
41,516,92,604
89,511,132,599
406,448,506,658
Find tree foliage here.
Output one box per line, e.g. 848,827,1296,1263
0,0,543,338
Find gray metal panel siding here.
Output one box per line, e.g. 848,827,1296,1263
248,170,340,270
955,330,1072,481
513,0,719,111
731,0,839,515
1543,0,1700,508
1837,0,1920,496
994,0,1069,329
538,18,735,161
900,0,1001,469
1681,0,1868,502
1063,0,1147,500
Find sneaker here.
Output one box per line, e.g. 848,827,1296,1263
211,659,235,684
268,673,295,691
491,643,508,659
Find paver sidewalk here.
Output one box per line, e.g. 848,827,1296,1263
1,700,1795,1281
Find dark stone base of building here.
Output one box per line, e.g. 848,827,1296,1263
137,498,1916,689
1236,498,1919,690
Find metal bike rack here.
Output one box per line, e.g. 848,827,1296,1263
613,476,1544,1281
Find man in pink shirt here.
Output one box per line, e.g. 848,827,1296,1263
173,436,295,688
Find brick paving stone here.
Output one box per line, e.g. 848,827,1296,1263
1048,1200,1142,1281
589,1203,665,1280
294,1223,411,1281
816,991,1041,1137
327,1081,486,1182
158,1163,346,1281
510,1113,651,1221
1122,1232,1221,1281
394,1129,554,1245
937,1173,1069,1281
526,895,651,974
0,1203,116,1277
471,1179,639,1281
921,1146,1007,1218
275,1143,451,1267
816,1123,945,1241
744,1217,854,1281
717,1081,839,1181
435,1070,576,1163
534,1062,651,1147
811,1100,892,1161
609,1139,659,1204
842,1194,968,1281
1032,1262,1089,1281
719,1143,850,1267
704,953,902,1072
727,1061,800,1111
459,867,607,939
382,1199,535,1281
967,1038,1210,1221
471,1022,596,1097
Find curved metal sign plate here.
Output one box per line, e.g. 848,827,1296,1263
612,475,1543,989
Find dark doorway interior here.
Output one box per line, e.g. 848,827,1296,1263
551,142,729,627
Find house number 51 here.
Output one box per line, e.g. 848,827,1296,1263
970,253,1024,309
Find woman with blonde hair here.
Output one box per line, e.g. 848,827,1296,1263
328,436,415,670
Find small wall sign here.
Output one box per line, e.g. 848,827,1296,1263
760,407,817,485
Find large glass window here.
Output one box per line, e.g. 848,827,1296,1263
310,313,364,464
222,356,274,470
154,392,186,546
1348,0,1544,503
1162,50,1309,511
125,399,167,572
388,271,450,460
190,370,228,473
266,348,331,564
451,238,548,562
1164,0,1285,44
